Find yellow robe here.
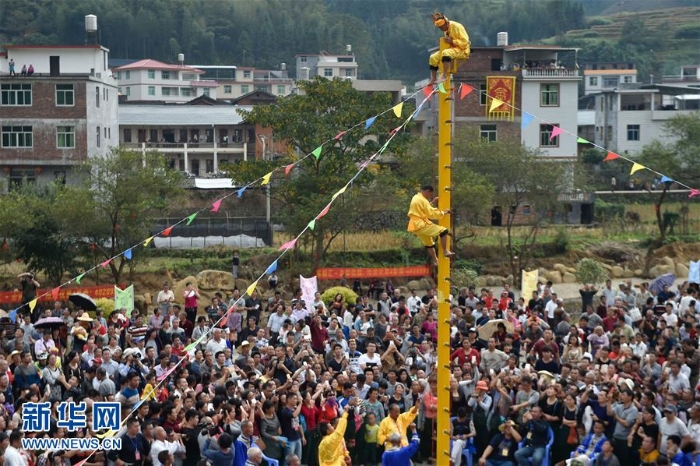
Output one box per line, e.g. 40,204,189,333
429,20,471,68
407,193,447,247
318,412,349,466
377,406,418,447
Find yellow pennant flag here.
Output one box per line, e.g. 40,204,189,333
28,298,37,312
143,236,154,247
392,102,403,118
489,98,504,113
261,171,273,186
331,185,348,201
245,280,259,297
630,163,646,174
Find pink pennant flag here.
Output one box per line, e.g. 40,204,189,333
317,202,332,220
460,84,474,100
549,126,563,141
360,160,370,169
157,365,178,382
279,238,297,251
211,199,223,212
690,189,700,198
51,287,60,301
334,131,347,141
285,163,294,175
162,225,174,237
74,458,90,466
422,86,432,98
101,259,111,268
390,126,402,135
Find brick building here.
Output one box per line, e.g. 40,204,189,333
0,45,118,190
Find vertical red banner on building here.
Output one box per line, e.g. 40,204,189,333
486,76,516,121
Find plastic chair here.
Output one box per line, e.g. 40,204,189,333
449,416,474,466
261,452,279,466
517,426,555,466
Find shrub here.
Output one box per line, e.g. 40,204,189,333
575,258,607,286
321,286,359,307
454,258,484,275
595,199,625,222
553,227,570,254
94,298,115,318
452,268,479,291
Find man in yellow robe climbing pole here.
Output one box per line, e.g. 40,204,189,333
428,12,471,85
406,185,454,263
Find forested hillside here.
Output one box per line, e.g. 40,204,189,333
0,0,696,83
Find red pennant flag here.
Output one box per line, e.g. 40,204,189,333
334,131,347,141
460,84,474,99
690,189,700,198
211,199,223,212
220,305,234,328
51,287,60,301
390,126,402,135
101,259,111,268
317,202,332,220
162,225,174,237
285,163,294,175
422,86,432,98
604,151,620,162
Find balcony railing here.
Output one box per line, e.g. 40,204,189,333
522,68,580,79
121,141,246,152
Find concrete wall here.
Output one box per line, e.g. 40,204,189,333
521,80,578,157
3,47,110,80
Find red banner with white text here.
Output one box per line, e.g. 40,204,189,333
0,285,114,305
316,265,431,280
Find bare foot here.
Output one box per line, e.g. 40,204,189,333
444,251,455,258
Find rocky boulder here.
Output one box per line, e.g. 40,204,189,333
562,272,577,283
196,270,235,291
676,263,689,278
545,271,563,284
610,266,624,278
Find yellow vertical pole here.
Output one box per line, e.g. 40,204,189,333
436,38,453,464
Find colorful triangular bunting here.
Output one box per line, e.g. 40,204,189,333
308,219,316,230
331,185,348,201
186,213,197,225
162,226,174,237
603,151,620,162
185,334,207,352
312,146,323,160
265,260,278,275
245,281,259,297
334,131,347,140
549,126,563,141
51,287,60,301
279,238,297,251
489,98,504,112
437,82,447,94
460,84,474,100
75,273,85,285
660,175,673,183
521,112,534,129
422,86,432,98
630,163,646,174
365,116,376,129
317,203,332,219
285,164,294,175
690,189,700,198
237,186,247,198
577,137,590,144
28,298,37,312
101,259,111,268
261,171,273,186
143,236,154,247
211,199,223,212
124,248,133,260
393,102,403,118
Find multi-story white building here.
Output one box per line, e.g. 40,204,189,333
295,49,358,81
114,59,218,102
592,83,700,154
0,44,118,190
582,62,637,95
195,65,293,99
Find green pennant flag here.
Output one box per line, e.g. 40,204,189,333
438,82,447,94
312,146,323,159
185,333,206,352
577,137,590,144
75,273,85,284
186,213,197,225
308,219,316,230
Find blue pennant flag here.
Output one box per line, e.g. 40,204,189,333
365,116,377,129
124,248,133,260
660,175,673,183
8,309,17,323
237,186,247,198
521,112,534,129
265,260,278,275
413,101,426,119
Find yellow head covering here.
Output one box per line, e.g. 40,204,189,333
432,12,448,28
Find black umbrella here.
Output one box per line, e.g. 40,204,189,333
69,293,97,312
34,317,67,330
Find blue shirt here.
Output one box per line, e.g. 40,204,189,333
382,434,420,466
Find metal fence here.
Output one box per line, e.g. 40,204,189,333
152,217,272,248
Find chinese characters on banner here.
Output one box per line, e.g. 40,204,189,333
316,265,431,281
486,76,516,121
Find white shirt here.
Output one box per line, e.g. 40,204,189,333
3,446,27,466
662,312,678,328
545,300,559,319
157,290,175,304
630,341,648,358
206,338,227,355
150,439,185,466
358,352,382,370
407,296,422,315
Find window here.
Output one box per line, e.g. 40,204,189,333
148,86,155,96
56,126,75,148
55,84,74,106
540,84,559,107
1,126,32,148
243,71,251,79
623,75,633,83
345,68,354,77
148,70,155,79
603,77,617,87
1,83,32,106
108,128,111,139
181,88,193,97
103,88,108,101
589,77,598,86
203,88,210,97
9,169,35,190
224,85,232,94
104,127,107,139
480,124,497,142
162,71,171,80
124,129,132,143
126,87,131,97
125,71,130,80
96,126,101,148
300,56,307,63
324,68,333,77
241,85,249,94
540,124,559,147
95,86,100,108
162,87,172,96
116,72,121,80
627,124,640,141
522,204,532,215
480,84,487,106
277,85,285,95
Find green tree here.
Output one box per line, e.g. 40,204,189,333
62,148,186,284
237,77,412,267
637,112,700,243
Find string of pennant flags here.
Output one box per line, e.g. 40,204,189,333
68,88,436,465
7,85,431,322
453,82,700,197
